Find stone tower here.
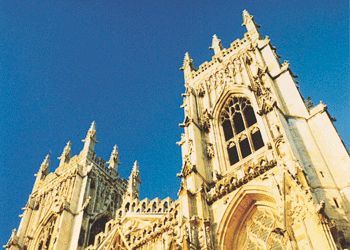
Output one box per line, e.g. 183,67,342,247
4,122,129,250
177,9,350,249
5,10,350,250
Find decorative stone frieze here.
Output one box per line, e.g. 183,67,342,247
208,158,277,204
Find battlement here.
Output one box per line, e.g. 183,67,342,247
116,197,174,218
191,33,252,81
86,198,179,250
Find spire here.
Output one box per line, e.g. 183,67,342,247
81,121,98,157
180,52,196,78
209,34,224,55
127,161,142,199
242,10,261,40
58,141,71,166
107,145,121,170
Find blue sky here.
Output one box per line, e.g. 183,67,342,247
1,0,349,244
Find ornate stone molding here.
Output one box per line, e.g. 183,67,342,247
177,154,197,178
208,158,277,205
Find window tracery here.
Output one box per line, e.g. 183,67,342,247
236,209,284,250
220,96,264,166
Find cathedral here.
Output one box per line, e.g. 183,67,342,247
4,10,350,250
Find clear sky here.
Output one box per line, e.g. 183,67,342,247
1,0,349,244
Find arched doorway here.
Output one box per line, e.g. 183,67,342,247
217,186,287,250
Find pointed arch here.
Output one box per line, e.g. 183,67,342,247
217,185,282,250
212,88,266,173
87,211,112,247
30,213,58,250
212,87,253,120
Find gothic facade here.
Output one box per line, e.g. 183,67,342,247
5,10,350,250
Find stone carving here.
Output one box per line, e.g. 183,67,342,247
80,196,91,213
207,143,215,160
198,83,205,97
248,67,277,115
213,170,222,182
242,52,253,65
198,227,205,248
205,226,212,249
257,95,277,115
226,62,236,77
3,229,19,248
201,109,212,133
58,141,71,166
183,225,189,240
177,154,196,178
208,158,277,204
304,96,314,109
190,226,197,246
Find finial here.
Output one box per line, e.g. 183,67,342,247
209,34,223,55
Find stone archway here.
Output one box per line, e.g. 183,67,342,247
217,185,285,250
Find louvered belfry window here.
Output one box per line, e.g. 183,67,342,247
220,96,264,166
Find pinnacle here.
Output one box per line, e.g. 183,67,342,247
212,34,220,42
83,121,97,143
41,154,50,169
112,145,118,154
89,121,96,132
181,52,195,72
242,9,252,26
42,154,50,165
132,160,139,172
184,52,191,61
210,34,223,54
242,9,251,17
108,144,121,166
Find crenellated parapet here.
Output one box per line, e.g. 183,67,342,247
85,197,181,250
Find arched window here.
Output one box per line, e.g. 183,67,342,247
220,96,264,166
